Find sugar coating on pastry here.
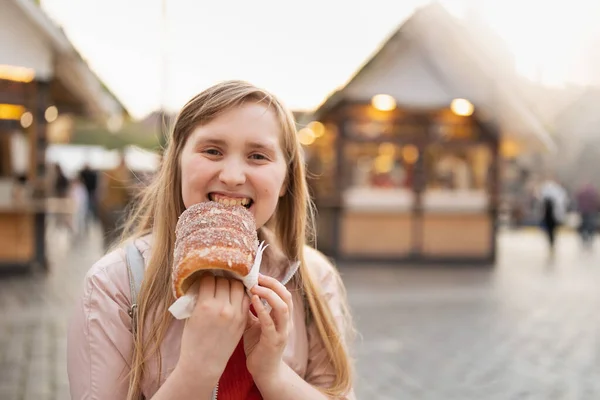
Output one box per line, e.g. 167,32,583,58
172,201,258,298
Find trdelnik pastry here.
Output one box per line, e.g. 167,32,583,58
168,201,268,319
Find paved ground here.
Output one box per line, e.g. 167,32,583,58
345,231,600,400
0,225,101,400
1,225,600,399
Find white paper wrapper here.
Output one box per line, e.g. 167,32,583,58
168,241,269,320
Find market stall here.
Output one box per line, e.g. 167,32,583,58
303,4,554,263
0,0,122,272
306,103,498,262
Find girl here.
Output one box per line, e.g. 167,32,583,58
67,80,355,399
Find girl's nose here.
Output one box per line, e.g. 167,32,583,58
218,159,246,187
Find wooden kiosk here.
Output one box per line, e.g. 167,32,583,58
305,104,499,263
0,0,123,273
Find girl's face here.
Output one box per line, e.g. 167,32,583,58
180,103,288,229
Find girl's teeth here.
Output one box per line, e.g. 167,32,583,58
213,196,250,207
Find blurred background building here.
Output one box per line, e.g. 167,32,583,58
300,3,555,263
0,0,124,272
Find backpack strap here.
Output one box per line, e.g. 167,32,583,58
125,242,145,335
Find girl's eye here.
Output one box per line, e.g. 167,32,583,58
249,153,268,161
203,148,222,156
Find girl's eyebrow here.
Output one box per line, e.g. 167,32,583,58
194,138,227,146
194,137,277,152
247,140,276,151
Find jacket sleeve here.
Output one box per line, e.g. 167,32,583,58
67,252,134,399
303,247,356,400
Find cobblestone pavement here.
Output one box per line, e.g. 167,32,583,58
1,226,600,399
0,226,103,400
345,231,600,400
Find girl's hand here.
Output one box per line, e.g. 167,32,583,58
177,275,250,383
243,274,294,383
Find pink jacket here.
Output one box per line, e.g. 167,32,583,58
67,229,356,399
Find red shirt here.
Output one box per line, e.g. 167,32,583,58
217,340,262,400
218,305,262,400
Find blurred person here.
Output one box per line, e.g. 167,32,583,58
539,176,568,255
52,163,69,198
69,176,89,240
51,163,72,232
11,173,28,202
98,152,134,251
79,162,99,229
575,181,599,248
67,81,355,400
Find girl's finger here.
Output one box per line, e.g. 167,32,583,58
241,289,251,315
215,277,231,303
251,285,289,334
229,279,245,306
242,296,257,324
197,274,216,301
258,275,294,312
252,294,277,337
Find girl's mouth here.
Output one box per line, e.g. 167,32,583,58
209,193,253,209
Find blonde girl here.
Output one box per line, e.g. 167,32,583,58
67,80,355,399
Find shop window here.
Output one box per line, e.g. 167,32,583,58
424,144,490,191
423,144,491,211
344,142,417,190
341,141,417,210
0,131,30,204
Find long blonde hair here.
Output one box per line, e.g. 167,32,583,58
122,80,353,399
